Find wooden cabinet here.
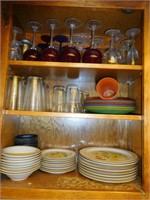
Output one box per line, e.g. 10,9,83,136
1,1,150,199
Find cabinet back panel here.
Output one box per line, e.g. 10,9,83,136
18,117,141,152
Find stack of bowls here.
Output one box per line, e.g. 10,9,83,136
40,148,76,174
1,145,41,181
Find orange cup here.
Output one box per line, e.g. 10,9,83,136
96,77,119,99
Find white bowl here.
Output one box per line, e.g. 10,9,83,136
2,145,40,157
4,171,35,181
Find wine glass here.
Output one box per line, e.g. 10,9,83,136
60,18,81,62
10,26,23,60
82,19,103,63
120,39,133,64
23,21,42,61
103,28,122,64
53,35,68,53
40,19,60,62
125,28,141,65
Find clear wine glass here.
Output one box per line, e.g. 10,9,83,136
82,19,103,63
120,39,133,64
60,18,81,62
125,27,141,65
23,21,42,61
40,19,60,62
10,26,23,60
103,28,122,64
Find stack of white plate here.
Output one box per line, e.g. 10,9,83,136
78,147,139,183
1,145,41,181
40,148,76,174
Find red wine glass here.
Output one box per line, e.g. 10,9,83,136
23,21,42,61
60,18,81,63
82,19,103,63
40,19,60,62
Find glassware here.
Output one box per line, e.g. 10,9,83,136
125,28,141,65
23,76,43,111
23,21,42,61
42,82,50,111
53,35,68,53
6,75,25,110
21,39,32,54
10,26,23,60
66,85,80,113
103,28,122,64
119,39,133,64
40,19,60,62
52,85,66,112
82,19,103,63
60,18,81,62
38,35,50,51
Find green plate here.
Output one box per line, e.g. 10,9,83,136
85,106,135,114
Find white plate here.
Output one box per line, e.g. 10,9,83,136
78,155,138,170
79,147,138,165
40,165,76,174
78,161,138,175
41,148,76,160
78,164,138,178
78,168,137,183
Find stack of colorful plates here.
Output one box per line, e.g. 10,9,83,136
1,145,41,181
40,148,76,174
84,97,136,114
78,147,139,183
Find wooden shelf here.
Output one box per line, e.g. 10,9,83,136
3,110,142,120
9,60,142,70
1,170,143,199
9,61,142,82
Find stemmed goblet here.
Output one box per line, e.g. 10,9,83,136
125,28,141,65
40,19,60,62
10,26,23,60
60,18,81,62
23,21,42,61
82,19,103,63
103,28,122,64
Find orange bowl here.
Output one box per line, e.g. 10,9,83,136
96,77,119,99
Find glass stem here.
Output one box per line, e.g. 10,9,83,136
32,28,36,49
69,28,73,47
50,26,54,47
91,29,95,48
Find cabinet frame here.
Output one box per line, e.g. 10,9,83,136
1,1,150,199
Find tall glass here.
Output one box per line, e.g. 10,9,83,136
23,21,42,61
82,19,103,63
40,19,60,62
60,18,81,63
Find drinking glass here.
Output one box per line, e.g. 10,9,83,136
60,18,81,62
66,85,80,113
125,28,141,65
38,35,50,51
82,19,103,63
53,35,68,53
6,75,25,110
10,26,23,60
52,85,66,112
23,21,42,61
103,28,122,64
119,39,133,64
23,76,43,111
40,19,60,62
